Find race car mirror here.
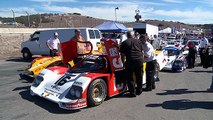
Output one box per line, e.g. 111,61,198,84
101,38,124,72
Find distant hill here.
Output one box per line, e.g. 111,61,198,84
0,13,212,33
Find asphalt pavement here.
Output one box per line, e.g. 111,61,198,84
0,56,212,120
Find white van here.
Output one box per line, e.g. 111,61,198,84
21,28,102,60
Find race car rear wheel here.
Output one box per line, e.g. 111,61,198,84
87,78,107,107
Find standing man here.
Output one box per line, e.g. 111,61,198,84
140,34,156,91
199,33,209,66
187,41,197,68
152,34,161,50
134,32,140,40
120,31,143,97
46,32,60,57
71,29,86,64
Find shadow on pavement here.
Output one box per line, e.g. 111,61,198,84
146,99,213,110
19,73,34,83
13,85,81,114
189,70,212,73
6,57,33,63
156,88,212,95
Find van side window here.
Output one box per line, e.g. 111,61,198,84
94,30,101,39
89,30,95,39
31,32,40,41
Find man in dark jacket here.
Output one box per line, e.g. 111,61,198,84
187,41,197,68
120,31,143,97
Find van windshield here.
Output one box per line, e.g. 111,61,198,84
89,30,95,39
94,30,101,39
31,32,40,41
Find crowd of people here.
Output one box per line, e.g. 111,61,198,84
119,31,213,96
46,29,213,97
120,31,158,97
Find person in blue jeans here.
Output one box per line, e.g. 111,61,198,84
207,55,213,92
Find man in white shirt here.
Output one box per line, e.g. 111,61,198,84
46,32,60,56
140,34,157,91
199,33,209,66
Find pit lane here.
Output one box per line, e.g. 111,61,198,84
0,57,212,120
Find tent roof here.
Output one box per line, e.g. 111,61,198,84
95,21,128,33
159,27,172,34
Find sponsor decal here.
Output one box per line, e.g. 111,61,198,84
42,91,49,97
73,81,83,86
65,102,87,108
109,47,118,57
78,98,86,103
51,85,60,91
162,58,166,63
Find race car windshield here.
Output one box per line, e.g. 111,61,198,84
167,50,179,56
69,56,106,73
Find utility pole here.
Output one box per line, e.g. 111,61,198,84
39,13,42,27
25,11,30,27
115,7,119,21
11,9,16,26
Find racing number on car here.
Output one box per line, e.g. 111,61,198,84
109,47,123,70
109,47,118,57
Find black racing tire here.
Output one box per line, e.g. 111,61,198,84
87,78,107,107
22,49,32,60
154,62,160,82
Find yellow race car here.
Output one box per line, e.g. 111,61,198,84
19,40,95,79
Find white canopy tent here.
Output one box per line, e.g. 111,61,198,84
159,27,172,34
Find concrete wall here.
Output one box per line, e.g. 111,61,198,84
0,28,51,34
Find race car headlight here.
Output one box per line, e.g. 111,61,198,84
75,90,81,98
32,76,43,87
66,86,83,100
70,88,75,96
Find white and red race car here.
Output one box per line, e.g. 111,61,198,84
30,39,168,110
30,39,127,110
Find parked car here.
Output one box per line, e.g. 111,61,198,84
162,46,187,72
21,28,102,60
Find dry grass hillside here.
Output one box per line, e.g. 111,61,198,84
0,13,205,60
39,13,105,28
1,13,199,30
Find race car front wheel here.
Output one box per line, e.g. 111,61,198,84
87,78,107,107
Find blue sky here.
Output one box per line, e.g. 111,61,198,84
0,0,212,24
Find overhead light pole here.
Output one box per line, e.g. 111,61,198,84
11,9,16,26
115,7,119,21
39,14,42,27
26,11,30,27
